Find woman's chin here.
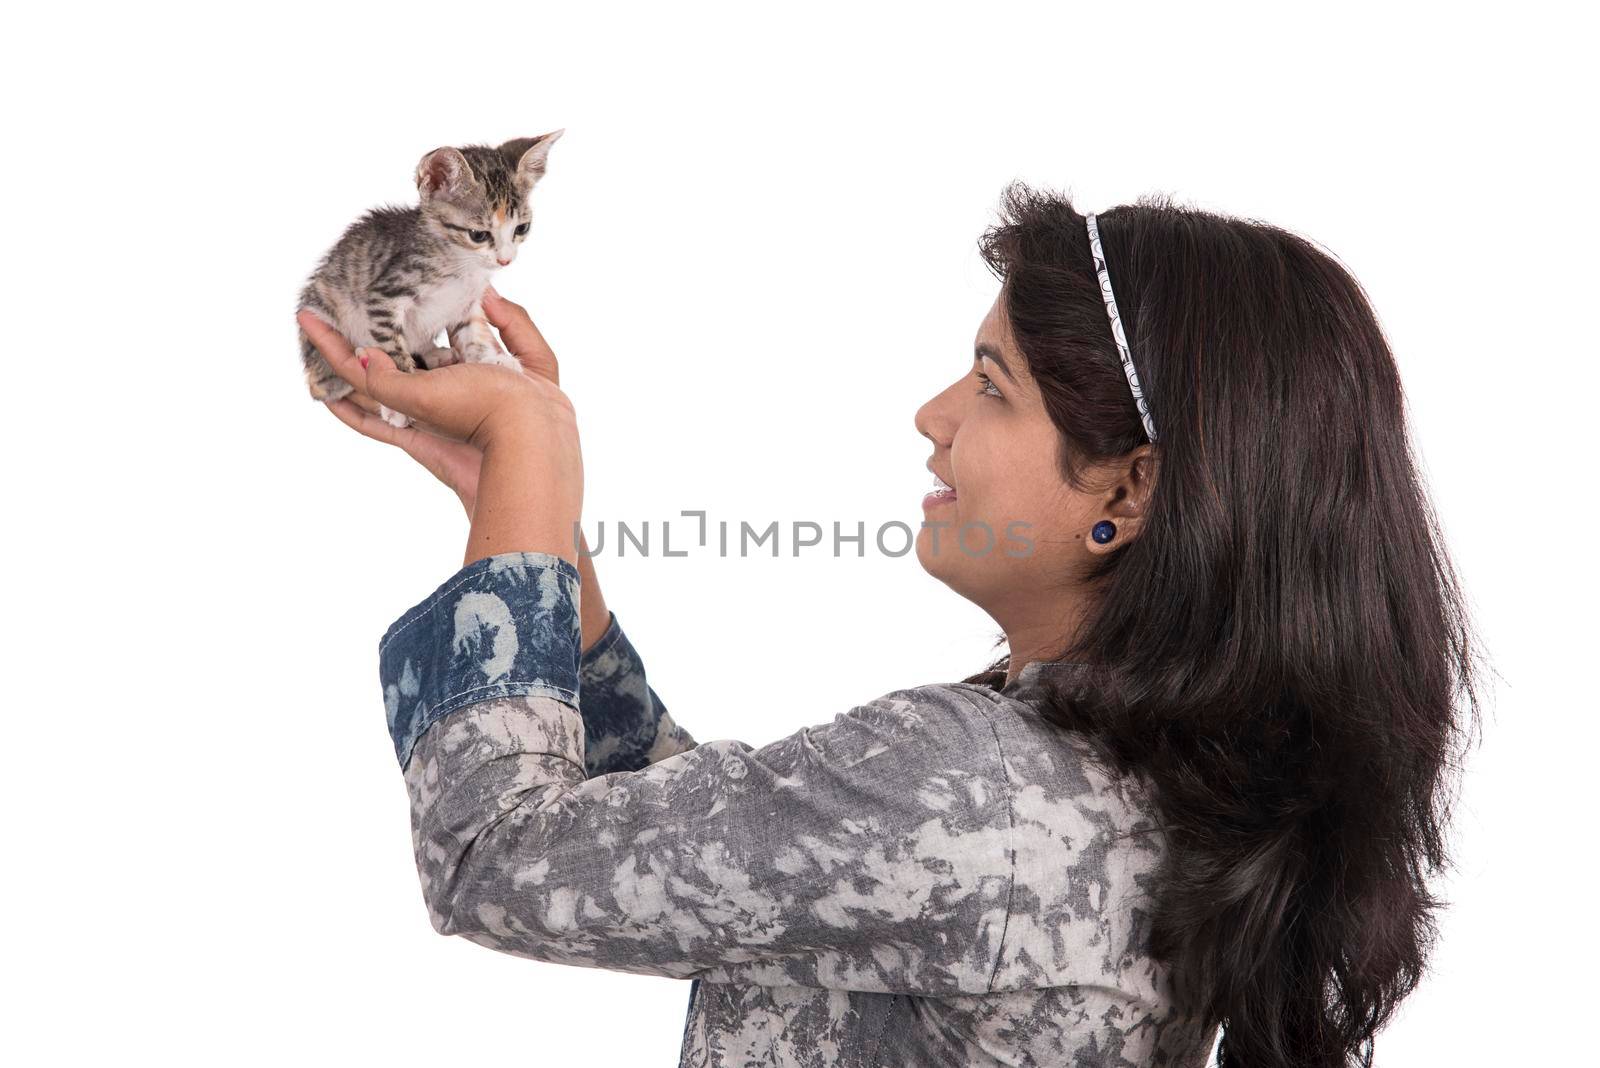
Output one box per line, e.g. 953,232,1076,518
915,528,968,587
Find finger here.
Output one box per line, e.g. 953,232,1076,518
354,386,453,439
336,380,461,442
347,345,426,419
297,310,365,391
343,388,381,416
482,286,557,366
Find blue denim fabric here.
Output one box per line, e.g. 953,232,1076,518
377,552,582,771
575,608,697,777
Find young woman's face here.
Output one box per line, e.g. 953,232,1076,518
913,293,1141,646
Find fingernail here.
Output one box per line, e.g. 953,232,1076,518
485,284,500,300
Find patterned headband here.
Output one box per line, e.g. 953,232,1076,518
1084,213,1159,443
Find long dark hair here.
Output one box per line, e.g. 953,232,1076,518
969,182,1486,1068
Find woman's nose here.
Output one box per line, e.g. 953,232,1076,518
914,386,957,447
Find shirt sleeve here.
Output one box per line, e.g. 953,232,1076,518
377,550,1015,995
576,610,697,776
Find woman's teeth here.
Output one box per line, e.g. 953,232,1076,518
930,473,955,495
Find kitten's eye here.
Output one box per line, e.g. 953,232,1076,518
514,222,530,237
468,230,491,243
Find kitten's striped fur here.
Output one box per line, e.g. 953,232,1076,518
297,131,564,427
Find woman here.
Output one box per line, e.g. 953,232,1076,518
301,183,1482,1067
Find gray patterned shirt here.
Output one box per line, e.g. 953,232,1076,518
378,551,1218,1066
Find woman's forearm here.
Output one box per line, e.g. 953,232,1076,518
462,426,609,651
464,425,582,571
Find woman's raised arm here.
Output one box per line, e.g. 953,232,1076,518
307,290,693,777
477,288,697,774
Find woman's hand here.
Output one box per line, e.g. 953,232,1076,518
301,311,534,449
301,299,583,567
303,288,562,517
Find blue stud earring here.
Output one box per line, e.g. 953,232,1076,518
1091,520,1117,544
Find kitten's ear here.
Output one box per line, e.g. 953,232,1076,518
500,129,564,189
415,147,474,200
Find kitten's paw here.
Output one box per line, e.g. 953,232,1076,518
378,404,411,429
468,347,522,371
418,345,463,370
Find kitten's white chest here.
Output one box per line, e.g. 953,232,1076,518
407,270,490,346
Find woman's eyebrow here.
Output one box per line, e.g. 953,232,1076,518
976,342,1016,382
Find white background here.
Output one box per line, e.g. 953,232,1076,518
7,2,1594,1064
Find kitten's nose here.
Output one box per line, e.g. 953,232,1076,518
496,257,511,266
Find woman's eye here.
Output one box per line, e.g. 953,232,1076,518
514,222,530,237
468,230,491,243
975,370,1002,398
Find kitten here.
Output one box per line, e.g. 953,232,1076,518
297,130,564,427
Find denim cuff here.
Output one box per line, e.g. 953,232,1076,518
573,608,691,776
579,609,628,673
378,551,582,770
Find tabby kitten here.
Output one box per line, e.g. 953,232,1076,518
297,130,564,427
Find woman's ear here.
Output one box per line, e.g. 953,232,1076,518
1085,447,1158,554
